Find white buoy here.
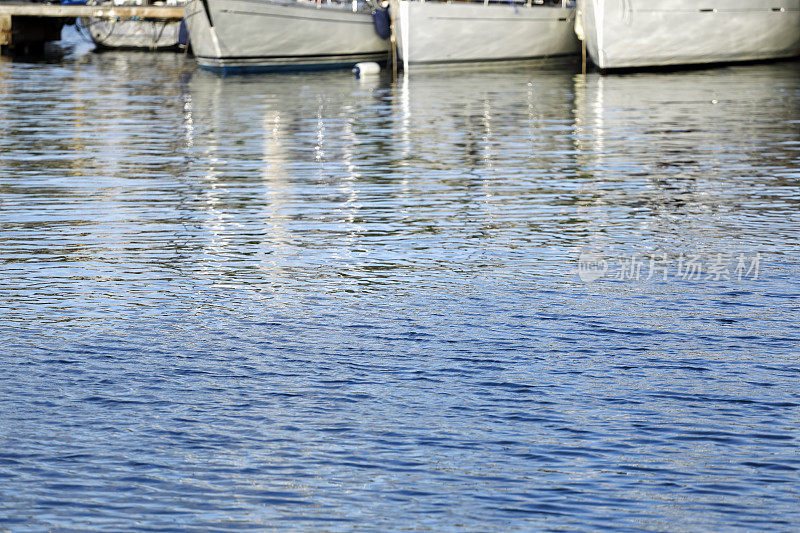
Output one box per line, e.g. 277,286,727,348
352,62,381,78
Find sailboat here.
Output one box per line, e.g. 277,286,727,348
79,0,188,50
577,0,800,70
394,0,580,71
183,0,390,74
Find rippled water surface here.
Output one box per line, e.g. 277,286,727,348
1,30,799,531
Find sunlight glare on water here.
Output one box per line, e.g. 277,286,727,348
0,29,799,531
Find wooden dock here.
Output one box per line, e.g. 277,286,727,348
0,2,185,53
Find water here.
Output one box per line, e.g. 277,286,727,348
1,29,799,531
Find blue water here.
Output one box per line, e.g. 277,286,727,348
0,30,799,531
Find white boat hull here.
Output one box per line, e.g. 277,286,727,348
183,0,390,73
395,1,579,70
580,0,800,69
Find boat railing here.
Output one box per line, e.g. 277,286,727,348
406,0,574,6
292,0,573,6
288,0,573,11
294,0,374,13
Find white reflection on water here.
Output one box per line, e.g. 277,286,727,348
0,33,799,531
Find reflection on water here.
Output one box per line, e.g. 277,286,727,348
1,29,799,531
575,69,800,269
